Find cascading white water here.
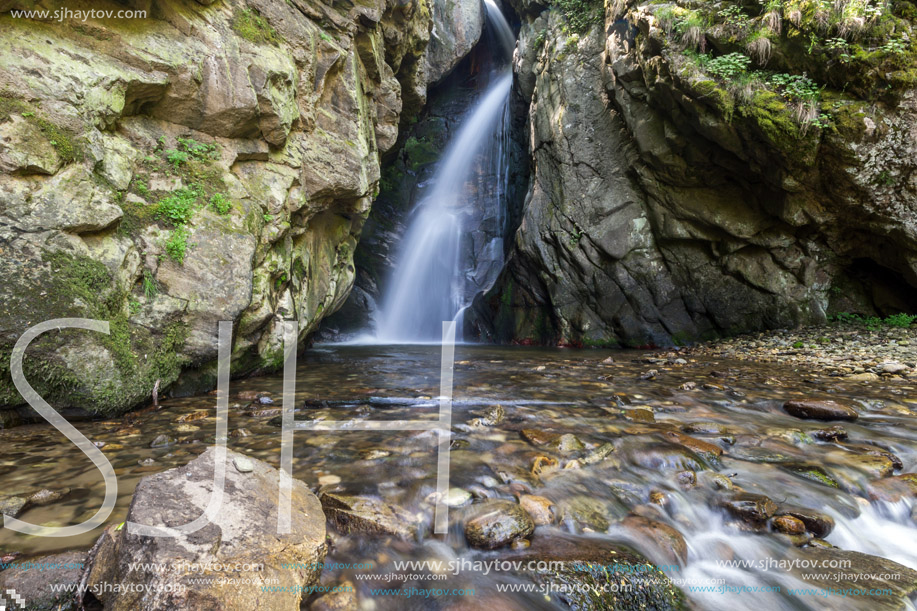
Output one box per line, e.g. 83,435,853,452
375,1,515,343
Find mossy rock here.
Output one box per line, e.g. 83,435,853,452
0,250,189,415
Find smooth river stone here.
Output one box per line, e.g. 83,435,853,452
464,500,534,549
783,400,858,421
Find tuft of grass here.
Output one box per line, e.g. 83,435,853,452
164,226,191,264
746,30,773,65
142,269,158,299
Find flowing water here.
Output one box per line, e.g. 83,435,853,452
2,346,917,609
374,1,514,343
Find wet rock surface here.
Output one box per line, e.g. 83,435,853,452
0,0,476,417
503,535,687,610
784,400,859,422
321,493,420,539
720,493,779,525
463,500,534,549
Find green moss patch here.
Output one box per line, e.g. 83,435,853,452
231,8,282,46
0,96,80,163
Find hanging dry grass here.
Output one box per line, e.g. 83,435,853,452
763,11,783,34
747,36,773,64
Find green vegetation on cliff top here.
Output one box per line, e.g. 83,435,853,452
650,0,916,135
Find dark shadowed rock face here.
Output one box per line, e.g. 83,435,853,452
467,1,917,347
86,448,326,611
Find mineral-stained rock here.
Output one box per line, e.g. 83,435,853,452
464,500,535,549
719,493,778,525
85,448,326,611
783,400,859,422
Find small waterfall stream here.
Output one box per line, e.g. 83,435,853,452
375,0,515,343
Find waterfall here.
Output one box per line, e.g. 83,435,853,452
374,0,514,344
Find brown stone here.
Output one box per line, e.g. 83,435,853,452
868,474,917,502
783,400,858,421
520,429,560,446
320,493,420,539
464,500,535,549
772,515,806,535
177,410,210,423
720,493,778,524
620,515,688,563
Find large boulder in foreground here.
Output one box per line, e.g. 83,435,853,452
86,448,326,611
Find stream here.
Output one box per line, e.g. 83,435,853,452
2,344,916,609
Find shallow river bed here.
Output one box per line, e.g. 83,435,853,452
2,345,917,610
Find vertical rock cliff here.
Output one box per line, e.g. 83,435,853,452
471,0,917,346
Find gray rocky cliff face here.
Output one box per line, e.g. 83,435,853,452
0,0,481,416
469,0,917,346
